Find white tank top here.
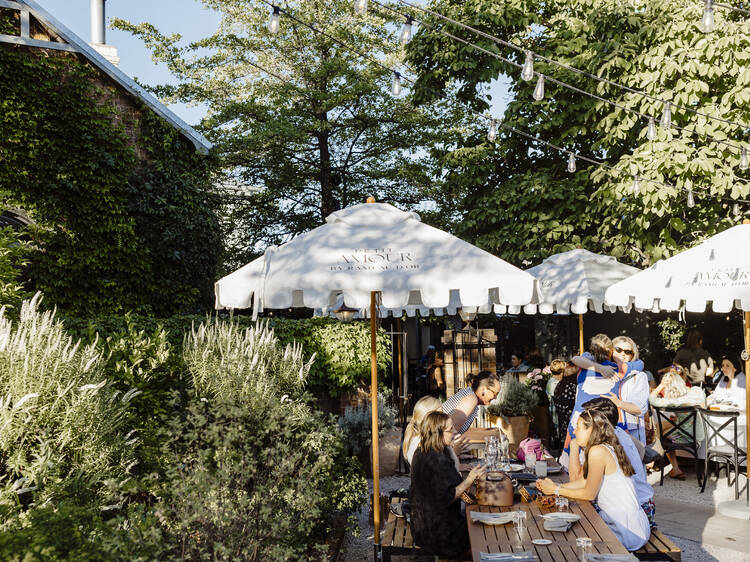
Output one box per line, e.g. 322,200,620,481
596,445,650,551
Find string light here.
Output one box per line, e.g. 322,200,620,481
661,102,672,129
269,6,281,33
533,75,545,101
741,147,748,171
399,16,413,44
567,153,576,173
647,117,657,141
702,0,715,32
521,51,534,81
257,0,750,209
391,71,402,96
354,0,368,15
632,175,641,194
487,119,497,142
688,188,696,208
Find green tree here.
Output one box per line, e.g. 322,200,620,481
113,0,468,269
406,0,750,265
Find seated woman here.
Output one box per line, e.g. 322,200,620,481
537,409,650,551
709,355,746,409
403,396,467,470
410,411,486,558
649,366,706,480
441,371,501,435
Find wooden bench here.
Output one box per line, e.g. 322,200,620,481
634,529,681,561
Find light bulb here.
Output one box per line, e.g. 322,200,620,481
269,6,280,33
533,74,545,101
647,117,656,141
687,188,695,208
399,16,413,45
521,51,534,81
487,119,497,142
741,147,748,171
391,71,401,96
354,0,367,15
661,102,672,129
702,0,714,32
733,202,740,216
632,175,641,194
567,152,576,173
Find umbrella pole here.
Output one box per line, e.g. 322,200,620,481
370,291,381,552
745,311,750,492
578,314,584,355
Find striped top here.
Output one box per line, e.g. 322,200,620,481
441,387,479,434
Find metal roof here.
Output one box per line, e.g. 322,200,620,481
0,0,212,154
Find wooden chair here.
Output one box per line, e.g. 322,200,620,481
651,405,703,487
697,408,748,500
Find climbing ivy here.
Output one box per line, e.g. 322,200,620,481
0,45,221,315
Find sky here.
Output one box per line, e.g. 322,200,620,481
36,0,511,126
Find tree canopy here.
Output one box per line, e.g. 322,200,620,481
114,0,469,270
405,0,750,265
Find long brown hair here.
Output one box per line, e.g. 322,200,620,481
418,410,450,453
578,409,635,478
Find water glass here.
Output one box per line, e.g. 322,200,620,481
513,510,527,537
555,496,569,512
535,460,547,477
525,454,536,474
576,537,592,561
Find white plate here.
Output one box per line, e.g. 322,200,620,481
541,512,580,522
532,539,553,545
507,463,525,471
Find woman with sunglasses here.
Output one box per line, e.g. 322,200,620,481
409,411,487,558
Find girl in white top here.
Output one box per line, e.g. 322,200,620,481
403,395,465,471
709,356,746,410
536,409,650,551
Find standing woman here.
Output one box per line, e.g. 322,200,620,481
552,359,578,445
605,336,650,444
536,409,650,551
441,371,501,435
410,411,487,558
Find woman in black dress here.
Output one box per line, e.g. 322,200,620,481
553,360,578,444
410,411,486,558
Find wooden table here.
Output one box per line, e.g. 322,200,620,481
464,467,630,561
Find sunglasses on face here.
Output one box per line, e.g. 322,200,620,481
614,346,634,356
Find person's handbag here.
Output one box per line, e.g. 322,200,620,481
476,471,516,506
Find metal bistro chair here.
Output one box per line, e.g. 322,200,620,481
697,408,748,500
652,405,703,487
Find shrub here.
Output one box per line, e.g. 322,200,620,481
0,226,28,314
487,376,538,418
338,392,397,456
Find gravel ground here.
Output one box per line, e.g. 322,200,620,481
338,469,750,561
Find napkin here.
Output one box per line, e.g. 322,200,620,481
584,554,638,561
470,512,517,525
543,518,573,532
479,551,537,561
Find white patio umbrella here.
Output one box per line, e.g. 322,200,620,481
516,249,641,354
215,200,541,545
605,220,750,518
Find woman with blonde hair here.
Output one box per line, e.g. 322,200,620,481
603,336,650,443
410,411,486,558
402,396,442,466
537,409,650,551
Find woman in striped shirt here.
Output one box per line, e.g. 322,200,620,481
441,371,501,434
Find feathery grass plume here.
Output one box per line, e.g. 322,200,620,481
183,317,315,404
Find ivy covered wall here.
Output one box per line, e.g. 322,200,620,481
0,45,222,315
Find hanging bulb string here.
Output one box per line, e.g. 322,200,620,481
370,0,749,155
712,1,750,14
374,0,750,133
251,2,750,204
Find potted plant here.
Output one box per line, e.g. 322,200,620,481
486,376,538,451
338,391,398,477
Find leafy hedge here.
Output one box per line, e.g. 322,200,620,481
61,313,391,394
0,44,221,316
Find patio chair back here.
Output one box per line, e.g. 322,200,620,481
697,408,748,500
651,405,703,487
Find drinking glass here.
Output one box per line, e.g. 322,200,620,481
576,537,592,561
513,510,527,537
535,460,547,477
525,454,536,474
555,496,569,512
486,448,498,471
